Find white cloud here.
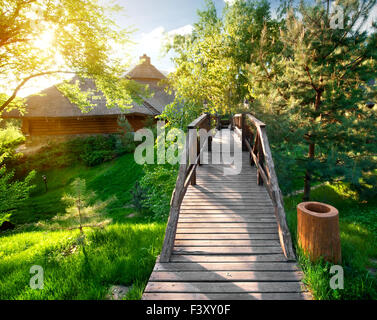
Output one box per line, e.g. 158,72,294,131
130,24,193,73
168,24,194,36
224,0,236,5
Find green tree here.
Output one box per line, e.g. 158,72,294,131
0,0,148,115
162,0,275,125
248,0,377,199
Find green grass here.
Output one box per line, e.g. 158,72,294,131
0,223,165,299
11,153,144,225
0,153,167,300
285,182,377,300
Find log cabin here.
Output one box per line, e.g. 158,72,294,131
2,54,174,144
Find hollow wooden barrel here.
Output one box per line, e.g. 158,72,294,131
297,202,341,264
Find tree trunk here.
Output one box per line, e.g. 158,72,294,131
297,202,341,264
303,88,322,201
303,142,315,201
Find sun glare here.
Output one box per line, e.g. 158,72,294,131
34,29,55,51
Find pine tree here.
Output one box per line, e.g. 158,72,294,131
248,0,377,199
50,178,112,236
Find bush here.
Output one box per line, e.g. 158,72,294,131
140,164,178,220
18,142,78,173
0,166,35,224
130,181,147,214
76,135,118,167
0,123,25,164
16,133,138,173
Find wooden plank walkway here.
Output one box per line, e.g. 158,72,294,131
143,130,310,300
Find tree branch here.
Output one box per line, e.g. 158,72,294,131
305,66,319,92
0,70,76,114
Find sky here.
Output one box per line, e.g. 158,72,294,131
115,0,228,72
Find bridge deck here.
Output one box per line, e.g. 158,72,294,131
142,131,310,300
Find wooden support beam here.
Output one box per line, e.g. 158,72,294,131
241,113,247,151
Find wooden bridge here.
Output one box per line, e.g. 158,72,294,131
142,113,311,300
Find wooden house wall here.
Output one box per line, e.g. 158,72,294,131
22,115,150,136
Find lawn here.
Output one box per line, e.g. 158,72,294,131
12,153,145,225
0,153,166,300
284,182,377,300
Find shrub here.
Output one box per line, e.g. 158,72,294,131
140,164,178,220
19,142,77,173
130,181,146,214
0,123,25,164
0,165,35,224
17,133,139,173
74,136,117,167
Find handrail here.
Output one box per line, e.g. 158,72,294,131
188,113,209,129
160,113,213,262
233,113,296,261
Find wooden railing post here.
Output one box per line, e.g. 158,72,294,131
207,113,212,152
257,138,264,186
241,113,247,151
189,128,197,185
197,134,201,167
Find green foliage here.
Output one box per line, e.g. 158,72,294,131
0,153,164,300
45,178,112,233
16,134,137,174
248,0,377,198
140,163,178,220
164,0,377,199
130,181,146,214
10,153,144,226
0,124,34,223
78,136,118,167
0,123,25,164
162,0,276,123
0,166,35,224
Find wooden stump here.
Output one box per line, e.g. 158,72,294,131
297,202,341,264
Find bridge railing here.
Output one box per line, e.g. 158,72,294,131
160,113,214,262
233,113,296,261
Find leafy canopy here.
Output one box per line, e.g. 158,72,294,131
0,0,148,115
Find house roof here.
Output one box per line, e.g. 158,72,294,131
126,54,166,81
3,54,174,118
